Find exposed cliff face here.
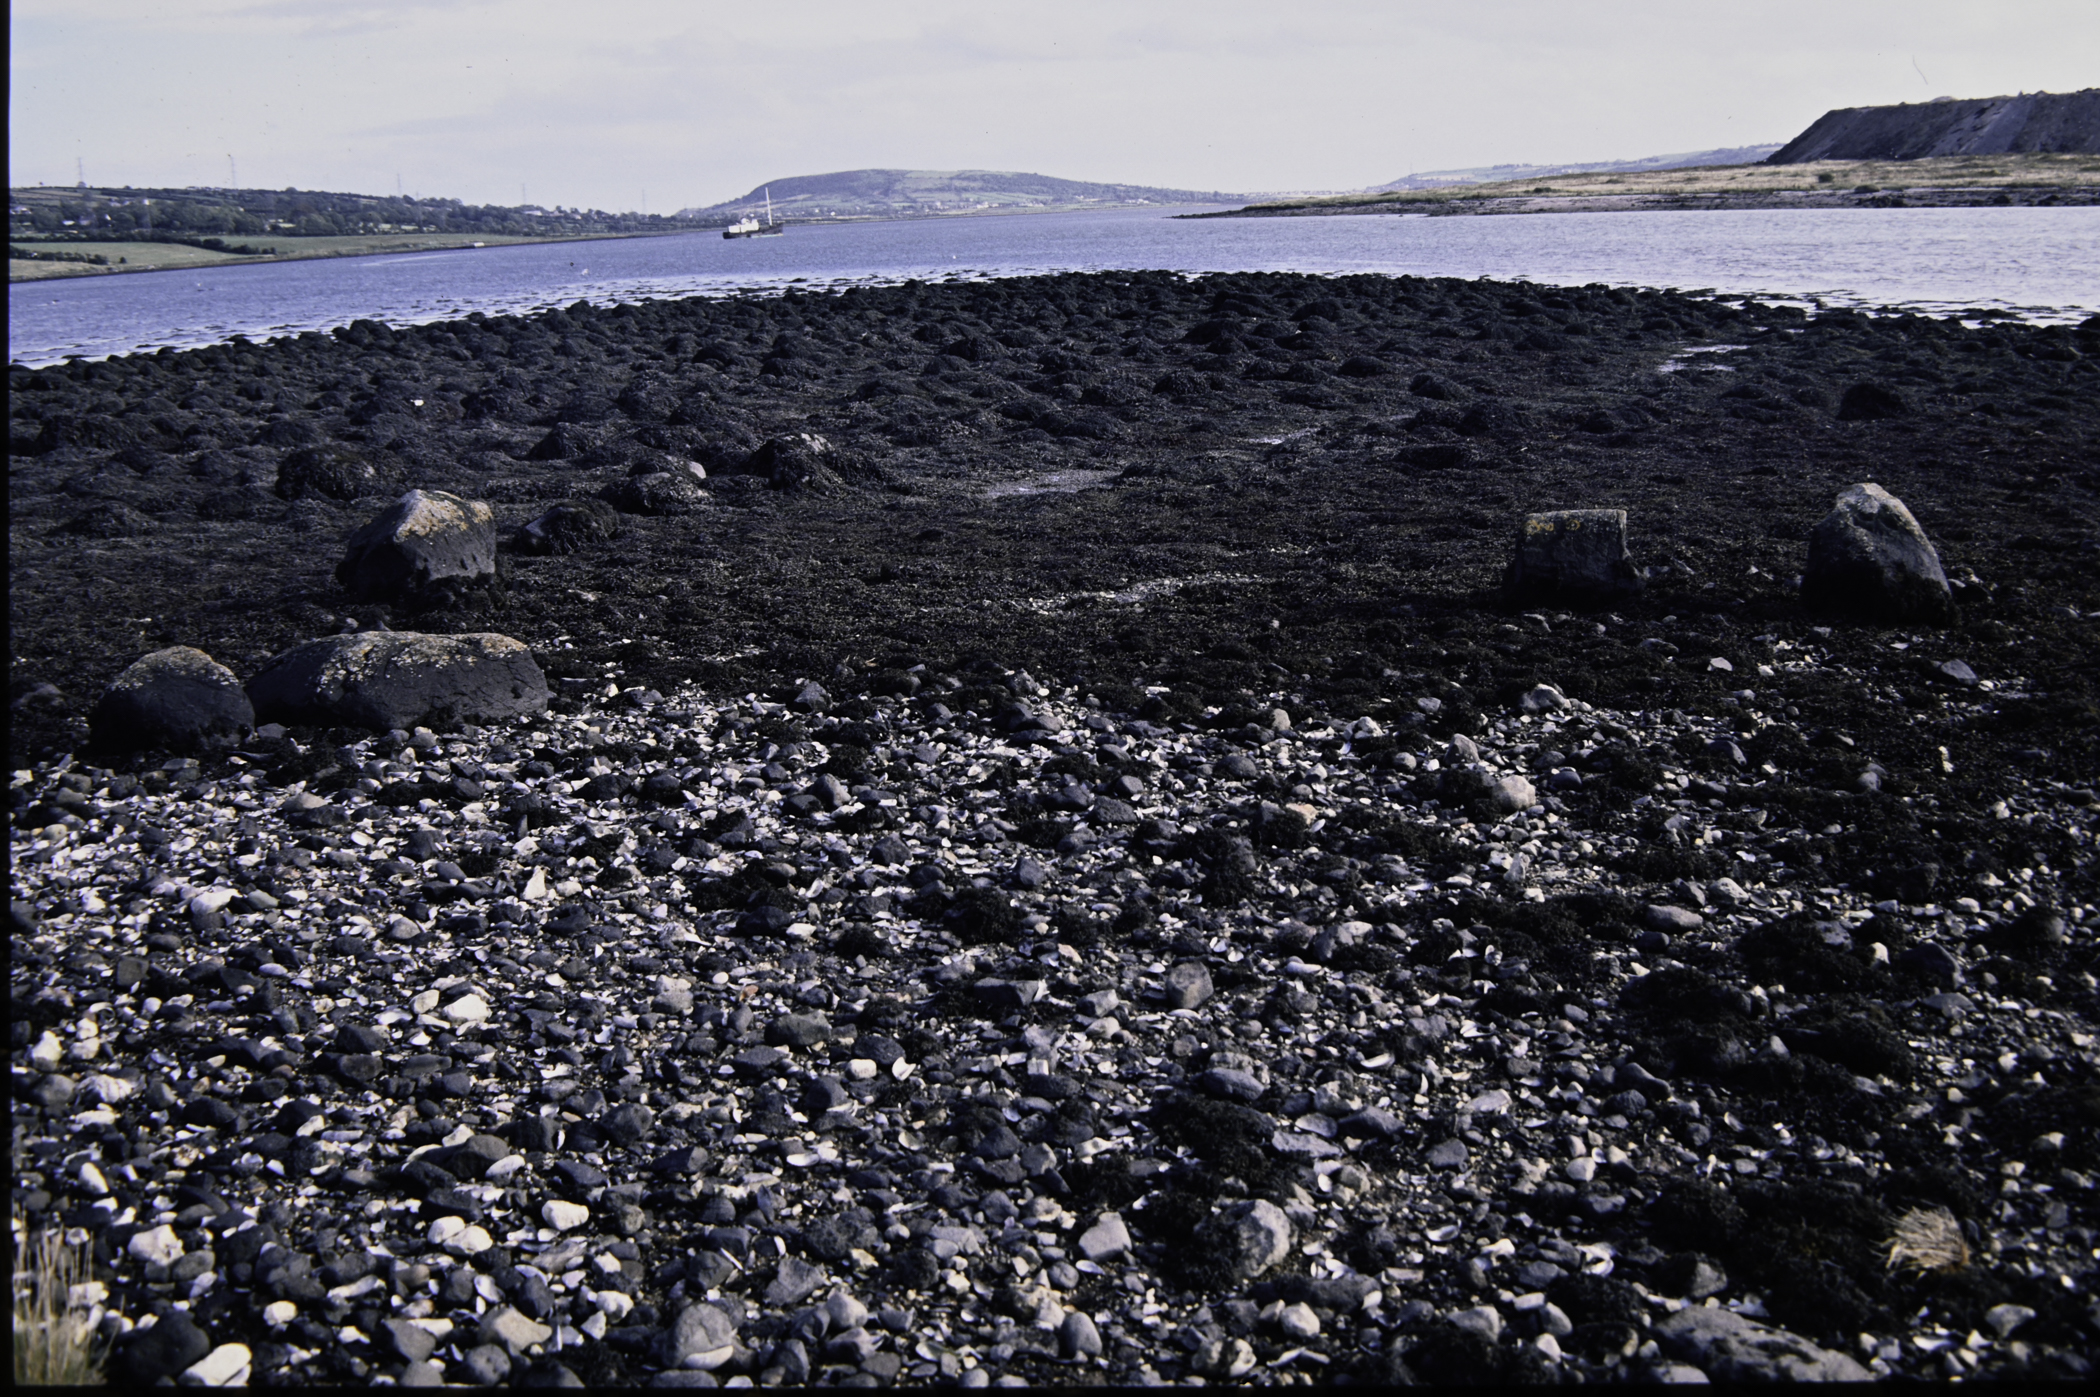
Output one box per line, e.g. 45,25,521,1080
1768,89,2100,162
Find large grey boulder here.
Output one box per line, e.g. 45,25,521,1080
1803,482,1954,623
247,632,548,731
1653,1306,1872,1381
1505,509,1641,602
90,647,253,751
336,490,498,604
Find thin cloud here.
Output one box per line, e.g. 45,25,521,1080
10,0,2099,205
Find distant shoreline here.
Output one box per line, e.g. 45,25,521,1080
7,230,648,285
1189,153,2100,220
8,205,1240,284
1188,185,2100,219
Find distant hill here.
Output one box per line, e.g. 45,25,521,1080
681,169,1244,220
1767,89,2100,162
1370,144,1783,192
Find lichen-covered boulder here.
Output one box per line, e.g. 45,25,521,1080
336,490,498,604
1803,482,1954,624
90,647,253,751
1505,509,1642,603
246,632,548,731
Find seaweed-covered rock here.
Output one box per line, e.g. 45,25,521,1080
275,444,396,502
742,434,848,494
524,423,601,461
604,471,707,516
61,501,154,538
516,499,622,555
1803,482,1953,624
89,646,253,751
247,632,549,730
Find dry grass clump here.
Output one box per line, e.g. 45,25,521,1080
1885,1206,1972,1274
12,1219,106,1386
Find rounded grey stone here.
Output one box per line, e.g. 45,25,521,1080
91,646,254,752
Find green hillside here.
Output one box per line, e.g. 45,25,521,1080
686,168,1243,220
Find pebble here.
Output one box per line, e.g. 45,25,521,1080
1205,1199,1295,1280
1465,1088,1514,1116
1277,1302,1322,1340
117,1310,210,1383
481,1306,552,1355
541,1200,591,1232
1984,1303,2035,1339
1644,904,1705,934
127,1225,183,1266
1076,1212,1133,1262
1450,1305,1503,1343
1060,1309,1105,1359
1162,959,1214,1009
181,1341,252,1387
657,1301,737,1369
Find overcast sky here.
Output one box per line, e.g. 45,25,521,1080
11,0,2097,210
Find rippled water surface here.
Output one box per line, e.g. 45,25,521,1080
10,204,2097,365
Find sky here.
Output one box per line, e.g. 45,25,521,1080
10,0,2098,211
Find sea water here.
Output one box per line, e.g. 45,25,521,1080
9,204,2097,366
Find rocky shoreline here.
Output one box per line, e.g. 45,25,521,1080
10,269,2100,1386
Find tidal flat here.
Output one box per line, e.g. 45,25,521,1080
9,270,2099,1385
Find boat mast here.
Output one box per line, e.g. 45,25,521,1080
765,187,773,227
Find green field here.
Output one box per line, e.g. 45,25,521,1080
8,231,608,283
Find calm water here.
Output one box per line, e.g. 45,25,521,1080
9,204,2097,366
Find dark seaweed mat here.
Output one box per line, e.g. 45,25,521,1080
11,278,2099,795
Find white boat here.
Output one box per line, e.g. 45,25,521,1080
723,187,784,239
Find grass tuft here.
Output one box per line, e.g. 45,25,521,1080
1885,1205,1971,1274
13,1218,107,1386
